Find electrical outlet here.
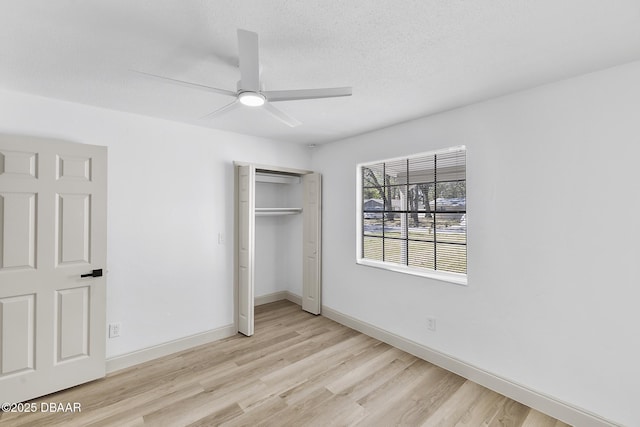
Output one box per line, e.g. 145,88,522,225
109,322,121,338
427,317,436,332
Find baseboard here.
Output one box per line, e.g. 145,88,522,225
255,291,302,306
105,324,236,374
321,306,620,427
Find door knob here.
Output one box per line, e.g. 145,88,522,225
81,269,103,278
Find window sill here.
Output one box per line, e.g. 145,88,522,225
356,258,468,286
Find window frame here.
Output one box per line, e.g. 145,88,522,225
356,146,468,286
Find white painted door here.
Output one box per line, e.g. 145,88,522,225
302,173,322,314
0,135,107,404
237,165,255,336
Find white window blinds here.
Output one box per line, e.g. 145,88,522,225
360,147,466,276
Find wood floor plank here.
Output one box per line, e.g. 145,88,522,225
79,382,205,426
185,403,244,427
217,396,287,427
332,355,413,403
278,391,366,427
455,390,511,426
326,346,413,394
251,387,336,427
521,409,571,427
0,300,572,427
488,399,531,427
385,369,467,426
354,359,435,425
420,379,491,426
280,342,393,407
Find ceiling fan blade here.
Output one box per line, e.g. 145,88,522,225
264,87,352,102
237,29,260,91
200,100,241,119
263,103,302,127
133,70,237,97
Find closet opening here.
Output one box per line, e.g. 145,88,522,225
235,163,321,336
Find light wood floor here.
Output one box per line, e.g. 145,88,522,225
1,300,571,426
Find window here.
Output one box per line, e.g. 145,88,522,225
357,146,467,284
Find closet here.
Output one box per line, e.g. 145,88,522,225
235,162,321,336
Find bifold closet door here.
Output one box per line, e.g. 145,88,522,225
237,165,255,336
302,173,322,314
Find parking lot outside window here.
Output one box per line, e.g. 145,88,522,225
357,146,467,284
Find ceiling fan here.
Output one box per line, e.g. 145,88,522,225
137,29,352,127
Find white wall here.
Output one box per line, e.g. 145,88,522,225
0,89,311,358
313,60,640,427
254,180,304,298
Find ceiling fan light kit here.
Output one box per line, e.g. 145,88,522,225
138,29,352,127
238,91,266,107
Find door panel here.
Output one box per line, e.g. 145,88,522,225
56,193,91,265
0,294,35,375
57,155,91,181
56,286,90,362
0,150,37,178
302,173,321,315
1,192,37,269
0,135,106,404
237,165,255,336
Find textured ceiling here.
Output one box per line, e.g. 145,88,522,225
2,1,640,144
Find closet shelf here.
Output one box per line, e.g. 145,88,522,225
255,207,302,216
